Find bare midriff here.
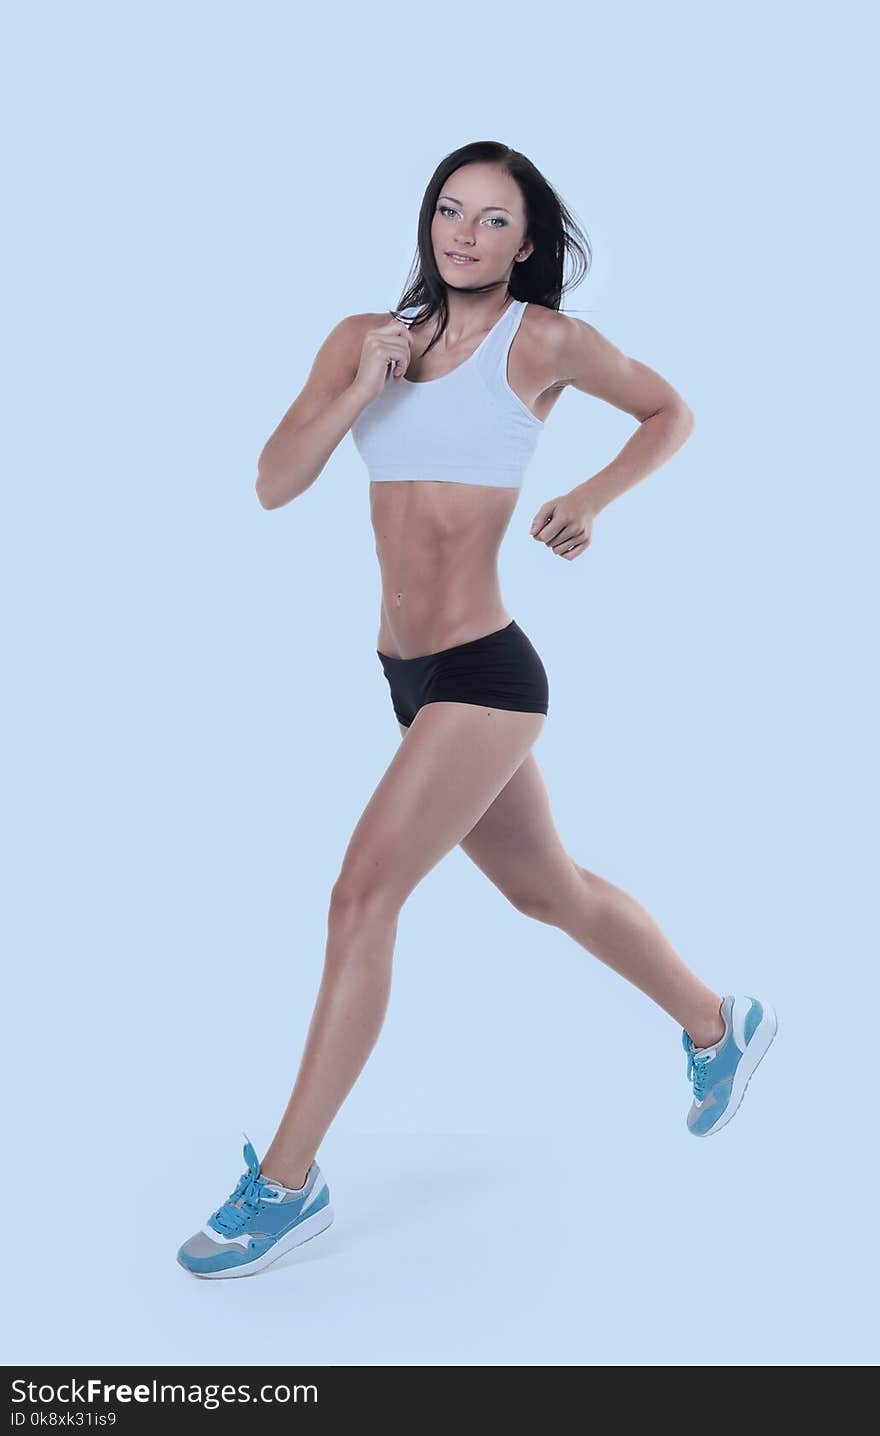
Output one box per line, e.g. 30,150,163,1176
371,478,521,659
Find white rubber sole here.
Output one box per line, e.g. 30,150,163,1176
183,1202,335,1279
698,1002,778,1136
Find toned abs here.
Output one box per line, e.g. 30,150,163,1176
372,479,519,658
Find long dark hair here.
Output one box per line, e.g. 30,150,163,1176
391,140,592,359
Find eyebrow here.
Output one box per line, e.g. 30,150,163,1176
439,194,513,215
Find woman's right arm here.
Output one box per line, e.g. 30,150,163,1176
255,312,410,510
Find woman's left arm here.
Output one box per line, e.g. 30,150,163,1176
530,316,696,559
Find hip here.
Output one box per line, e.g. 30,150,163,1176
376,618,549,728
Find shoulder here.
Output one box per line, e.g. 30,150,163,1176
524,306,650,401
529,309,695,421
336,310,390,340
346,309,417,343
312,310,376,357
329,309,398,338
314,310,394,370
522,304,605,374
518,302,578,393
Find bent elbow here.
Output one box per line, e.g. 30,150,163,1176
255,465,278,510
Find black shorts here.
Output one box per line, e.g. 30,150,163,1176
376,619,549,728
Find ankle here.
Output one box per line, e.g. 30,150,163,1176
263,1161,311,1191
688,1001,726,1051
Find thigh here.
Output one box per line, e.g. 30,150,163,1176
337,703,546,912
455,749,582,915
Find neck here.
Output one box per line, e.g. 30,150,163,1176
440,282,512,341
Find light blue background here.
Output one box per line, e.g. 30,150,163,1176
5,0,876,1367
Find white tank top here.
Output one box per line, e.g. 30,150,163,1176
351,297,544,489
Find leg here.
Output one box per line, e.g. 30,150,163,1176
455,749,726,1047
260,702,545,1187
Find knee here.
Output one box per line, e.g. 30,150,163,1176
328,871,400,932
506,889,563,924
506,862,591,925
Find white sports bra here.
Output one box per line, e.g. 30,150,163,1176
350,296,545,489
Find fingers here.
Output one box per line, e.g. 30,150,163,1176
380,326,411,380
549,526,584,549
552,526,590,549
536,519,576,547
377,316,412,369
532,512,576,545
530,510,592,559
388,346,410,379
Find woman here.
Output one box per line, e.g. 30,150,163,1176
177,141,777,1279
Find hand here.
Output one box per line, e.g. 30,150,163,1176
351,316,413,406
529,491,596,560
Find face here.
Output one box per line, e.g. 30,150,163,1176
430,163,533,288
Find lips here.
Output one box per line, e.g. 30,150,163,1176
445,251,478,263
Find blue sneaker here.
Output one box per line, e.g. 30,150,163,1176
682,994,778,1136
177,1135,334,1278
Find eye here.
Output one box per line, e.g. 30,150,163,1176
437,205,507,227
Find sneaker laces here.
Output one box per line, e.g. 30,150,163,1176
682,1030,712,1102
211,1157,276,1236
